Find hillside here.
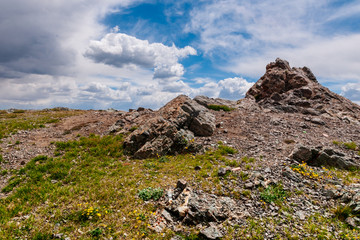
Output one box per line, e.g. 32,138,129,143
0,59,360,239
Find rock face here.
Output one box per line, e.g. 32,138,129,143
123,95,216,158
246,58,360,121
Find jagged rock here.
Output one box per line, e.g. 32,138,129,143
162,182,237,227
282,166,302,182
246,58,360,121
123,95,215,158
290,145,359,170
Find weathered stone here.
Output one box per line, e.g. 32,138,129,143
218,167,231,176
161,209,174,222
290,145,359,170
345,217,360,228
310,117,325,125
200,225,223,240
282,166,302,182
123,95,216,158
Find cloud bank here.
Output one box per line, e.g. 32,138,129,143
0,0,358,110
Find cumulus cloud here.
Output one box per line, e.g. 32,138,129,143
85,33,197,80
341,83,360,105
189,77,254,100
80,82,131,101
186,0,360,89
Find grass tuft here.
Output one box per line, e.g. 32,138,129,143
207,104,234,112
260,184,287,204
138,187,163,201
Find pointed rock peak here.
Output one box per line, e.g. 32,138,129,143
246,59,360,120
246,58,319,103
267,58,291,71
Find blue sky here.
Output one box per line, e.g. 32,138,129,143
0,0,360,110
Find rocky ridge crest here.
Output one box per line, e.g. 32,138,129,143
246,58,360,122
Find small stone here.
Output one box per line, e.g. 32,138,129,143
296,211,306,220
176,179,187,191
345,217,360,228
322,189,336,199
218,167,231,176
264,167,271,173
311,118,325,125
245,182,254,189
195,165,202,170
200,225,223,240
171,236,184,240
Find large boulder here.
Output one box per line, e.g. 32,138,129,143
246,58,360,121
123,95,216,158
290,145,359,170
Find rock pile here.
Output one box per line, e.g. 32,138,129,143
290,145,360,170
152,180,240,239
123,95,216,158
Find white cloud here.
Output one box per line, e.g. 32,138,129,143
189,77,254,100
341,82,360,105
186,0,360,93
217,77,254,99
85,33,197,80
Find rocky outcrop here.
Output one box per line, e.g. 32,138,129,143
123,95,216,158
246,58,360,122
290,145,360,170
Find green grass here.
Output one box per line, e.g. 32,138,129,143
0,128,359,239
0,109,84,139
343,141,357,150
207,104,234,112
218,144,237,155
138,187,163,201
333,140,358,151
0,134,231,239
260,184,287,204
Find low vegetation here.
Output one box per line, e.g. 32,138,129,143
0,112,359,239
0,134,237,239
0,109,84,139
207,104,234,112
260,184,287,204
